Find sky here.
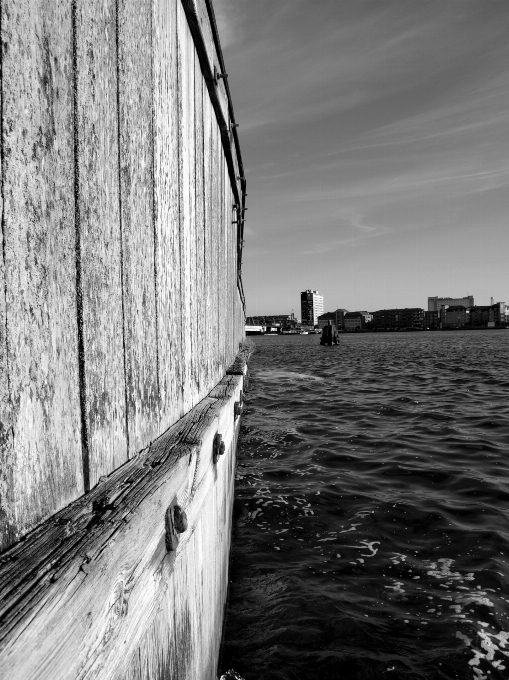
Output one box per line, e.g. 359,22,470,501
214,0,509,316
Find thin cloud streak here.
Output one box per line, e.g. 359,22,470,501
216,0,509,313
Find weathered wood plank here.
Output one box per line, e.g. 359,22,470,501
227,185,234,364
219,146,227,373
211,120,222,381
187,27,199,405
153,0,183,431
0,0,84,550
177,6,195,413
118,0,160,457
75,0,128,486
121,388,241,680
202,85,213,395
0,364,244,680
181,0,230,128
194,56,206,402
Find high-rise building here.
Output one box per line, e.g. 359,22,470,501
300,289,324,326
428,295,474,312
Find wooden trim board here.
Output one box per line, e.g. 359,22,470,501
0,359,247,680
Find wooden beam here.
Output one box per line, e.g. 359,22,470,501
0,368,245,680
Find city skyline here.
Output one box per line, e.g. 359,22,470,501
215,0,509,316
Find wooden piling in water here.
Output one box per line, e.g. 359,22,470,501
320,320,340,345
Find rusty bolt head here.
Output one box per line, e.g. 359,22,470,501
213,433,225,463
173,505,188,534
165,502,187,552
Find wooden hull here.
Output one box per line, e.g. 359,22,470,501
0,0,246,676
0,361,247,679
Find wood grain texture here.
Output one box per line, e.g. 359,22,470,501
177,5,195,414
75,0,128,486
203,88,215,393
194,61,206,401
186,27,199,405
211,120,222,381
0,362,245,680
181,0,229,137
219,148,226,373
153,0,183,432
118,0,160,457
0,0,83,550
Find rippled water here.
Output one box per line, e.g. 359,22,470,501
220,331,509,680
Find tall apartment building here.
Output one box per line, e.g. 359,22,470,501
300,289,324,326
428,295,474,312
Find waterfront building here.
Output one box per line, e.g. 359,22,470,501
246,313,297,329
317,309,348,329
343,311,373,331
423,310,440,329
373,308,424,330
441,305,470,328
428,295,474,312
469,302,506,328
300,290,324,326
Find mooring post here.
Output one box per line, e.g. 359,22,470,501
320,320,339,345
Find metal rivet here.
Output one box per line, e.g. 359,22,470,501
165,502,187,552
173,505,188,534
234,390,244,419
213,433,225,464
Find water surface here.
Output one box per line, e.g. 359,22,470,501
220,331,509,680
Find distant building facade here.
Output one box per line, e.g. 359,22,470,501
423,310,440,329
343,311,372,331
300,290,324,326
373,308,424,330
317,309,348,329
441,305,470,328
468,303,506,328
428,295,474,312
245,313,297,330
431,301,507,329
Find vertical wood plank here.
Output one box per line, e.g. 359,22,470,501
76,0,128,487
227,188,233,363
203,87,213,393
194,57,206,401
219,148,226,373
224,165,230,365
212,121,222,383
153,0,183,431
0,0,83,549
177,3,193,413
118,0,159,456
186,29,198,405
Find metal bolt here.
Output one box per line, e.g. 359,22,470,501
213,433,225,464
173,505,188,534
234,390,244,419
165,502,187,552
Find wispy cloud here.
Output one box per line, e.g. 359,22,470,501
218,0,509,312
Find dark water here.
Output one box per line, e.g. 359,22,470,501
220,331,509,680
